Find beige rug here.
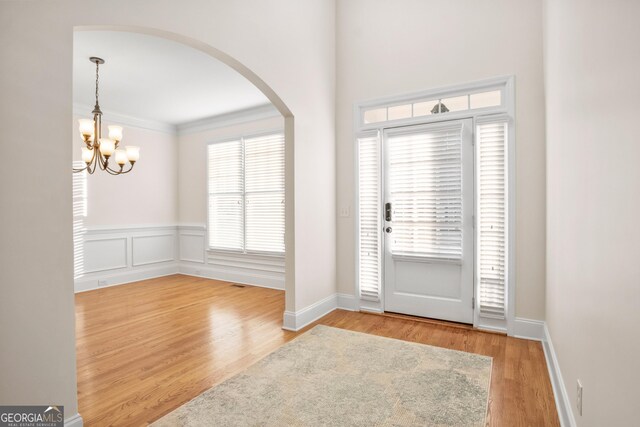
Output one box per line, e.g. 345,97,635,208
152,325,492,426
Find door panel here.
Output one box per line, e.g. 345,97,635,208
383,119,474,323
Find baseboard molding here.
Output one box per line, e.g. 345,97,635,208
64,413,83,427
512,317,545,341
337,293,358,311
282,293,338,331
179,263,284,290
75,263,179,292
543,324,576,427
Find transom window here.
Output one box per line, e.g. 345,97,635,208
207,131,285,254
361,86,503,126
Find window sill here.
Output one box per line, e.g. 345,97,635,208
206,248,285,260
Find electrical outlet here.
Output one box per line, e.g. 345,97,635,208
98,280,107,287
339,206,350,217
576,380,583,416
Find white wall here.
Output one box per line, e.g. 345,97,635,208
544,0,640,425
335,0,547,320
0,0,336,421
72,116,178,227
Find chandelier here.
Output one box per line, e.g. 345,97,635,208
73,57,140,175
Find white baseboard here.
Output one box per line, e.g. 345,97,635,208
75,263,179,292
512,317,545,341
282,293,337,331
337,293,358,311
179,263,284,290
65,413,83,427
543,324,576,427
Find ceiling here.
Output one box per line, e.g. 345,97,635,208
73,31,271,125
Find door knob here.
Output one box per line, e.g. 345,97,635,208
385,227,393,233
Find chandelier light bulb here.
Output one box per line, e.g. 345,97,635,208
114,149,127,166
99,138,115,157
78,119,94,138
125,146,140,163
108,125,123,142
81,147,93,164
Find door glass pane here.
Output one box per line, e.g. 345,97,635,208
387,124,463,260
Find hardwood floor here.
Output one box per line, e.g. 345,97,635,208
75,274,559,426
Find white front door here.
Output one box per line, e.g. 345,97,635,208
383,119,474,323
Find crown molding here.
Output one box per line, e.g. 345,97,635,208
73,103,177,134
73,103,281,137
176,103,281,136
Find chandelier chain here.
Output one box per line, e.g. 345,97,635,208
95,61,100,106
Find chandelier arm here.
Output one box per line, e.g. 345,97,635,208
91,145,99,174
104,162,134,175
117,164,136,174
97,153,109,171
104,168,121,176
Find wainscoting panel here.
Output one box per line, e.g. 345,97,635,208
132,234,176,266
179,230,206,263
83,237,128,273
75,224,286,292
75,225,178,292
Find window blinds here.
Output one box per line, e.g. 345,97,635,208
244,133,285,253
358,132,381,301
477,121,507,318
387,124,463,260
72,161,87,280
208,140,244,251
207,133,285,254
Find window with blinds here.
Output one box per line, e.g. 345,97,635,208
357,132,382,301
386,123,464,261
207,132,285,254
72,161,87,280
477,121,508,318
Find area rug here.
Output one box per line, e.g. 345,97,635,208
152,325,492,426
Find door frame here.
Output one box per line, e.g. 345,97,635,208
353,76,516,334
